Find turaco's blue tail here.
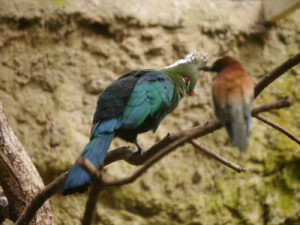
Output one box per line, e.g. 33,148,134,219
61,119,120,195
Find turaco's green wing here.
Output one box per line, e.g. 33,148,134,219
120,70,174,131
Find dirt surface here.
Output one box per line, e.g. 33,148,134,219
0,0,300,224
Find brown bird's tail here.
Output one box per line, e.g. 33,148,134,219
225,103,249,152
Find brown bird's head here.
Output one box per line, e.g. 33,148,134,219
201,56,243,73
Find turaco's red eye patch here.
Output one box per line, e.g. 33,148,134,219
183,76,190,86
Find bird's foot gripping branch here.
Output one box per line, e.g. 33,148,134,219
1,52,299,225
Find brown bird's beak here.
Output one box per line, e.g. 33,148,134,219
199,66,214,71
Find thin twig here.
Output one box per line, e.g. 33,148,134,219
97,132,194,187
251,96,293,115
77,158,102,180
190,140,246,173
15,172,68,225
76,158,104,225
80,130,203,188
82,186,102,225
77,139,246,224
103,131,239,187
254,52,300,98
104,147,134,165
255,114,300,145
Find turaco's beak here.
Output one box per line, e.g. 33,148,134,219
189,90,194,96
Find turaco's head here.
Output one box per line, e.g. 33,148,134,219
160,51,208,97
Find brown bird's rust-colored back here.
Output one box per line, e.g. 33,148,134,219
211,57,254,108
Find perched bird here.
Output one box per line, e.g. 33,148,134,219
62,52,206,195
202,56,254,151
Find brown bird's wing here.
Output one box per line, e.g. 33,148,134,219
212,69,253,107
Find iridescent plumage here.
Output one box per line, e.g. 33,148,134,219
61,52,206,195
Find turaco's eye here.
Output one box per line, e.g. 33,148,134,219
183,76,190,86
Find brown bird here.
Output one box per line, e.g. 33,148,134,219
202,56,254,151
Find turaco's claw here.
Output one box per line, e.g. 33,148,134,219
134,140,144,156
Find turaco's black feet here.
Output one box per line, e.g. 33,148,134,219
133,140,144,157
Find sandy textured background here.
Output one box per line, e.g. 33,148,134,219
0,0,300,224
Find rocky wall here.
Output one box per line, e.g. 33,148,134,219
0,0,299,224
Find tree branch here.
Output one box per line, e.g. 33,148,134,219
251,96,293,115
78,139,246,225
103,147,135,165
77,132,208,225
0,102,55,225
104,97,293,166
103,136,189,187
190,140,246,173
254,114,300,145
254,52,300,98
76,158,104,225
82,185,101,225
82,131,201,188
15,172,68,225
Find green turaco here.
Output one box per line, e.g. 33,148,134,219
62,51,207,195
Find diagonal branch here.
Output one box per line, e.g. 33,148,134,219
78,139,246,224
251,96,293,115
104,133,198,187
103,146,136,165
14,172,68,225
104,96,294,166
254,51,300,98
79,130,207,189
190,140,246,173
254,114,300,145
76,158,102,180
